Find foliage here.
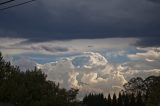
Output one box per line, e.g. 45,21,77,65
0,53,79,106
124,76,160,106
83,92,145,106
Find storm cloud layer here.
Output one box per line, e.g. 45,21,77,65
0,0,160,47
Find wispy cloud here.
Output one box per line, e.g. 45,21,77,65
0,37,138,55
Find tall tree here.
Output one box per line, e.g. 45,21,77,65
136,92,145,106
123,77,146,95
112,93,117,106
117,92,123,106
107,94,112,106
146,76,160,106
83,93,107,106
130,93,136,106
124,94,129,106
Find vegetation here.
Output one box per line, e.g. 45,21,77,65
83,76,160,106
124,76,160,106
0,52,159,106
83,92,145,106
0,53,79,106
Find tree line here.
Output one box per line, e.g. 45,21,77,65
0,52,159,106
83,91,145,106
83,76,160,106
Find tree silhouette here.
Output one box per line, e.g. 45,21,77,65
83,93,107,106
136,92,145,106
146,76,160,106
130,93,136,106
117,93,123,106
124,76,160,106
123,77,146,95
0,53,79,106
107,94,112,106
112,93,117,106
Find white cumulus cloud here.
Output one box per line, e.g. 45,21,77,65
36,52,127,97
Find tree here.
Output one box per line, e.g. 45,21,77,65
123,77,146,95
130,93,136,106
117,93,123,106
112,93,117,106
146,76,160,106
83,93,107,106
107,94,112,106
123,76,160,106
136,92,145,106
0,52,80,106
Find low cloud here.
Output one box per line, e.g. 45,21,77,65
0,37,138,55
128,47,160,62
4,55,37,71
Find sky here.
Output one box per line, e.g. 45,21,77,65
0,0,160,97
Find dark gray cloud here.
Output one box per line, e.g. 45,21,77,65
148,0,160,3
38,45,69,52
136,37,160,47
0,0,160,46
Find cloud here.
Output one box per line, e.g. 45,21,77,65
135,37,160,47
119,46,160,79
0,37,70,55
4,55,37,71
0,37,27,47
105,50,127,58
128,47,160,62
0,37,138,55
0,0,160,41
40,45,69,52
35,52,159,97
36,52,127,97
148,0,160,3
119,63,160,80
72,52,107,70
68,71,79,88
1,38,159,97
5,51,160,98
